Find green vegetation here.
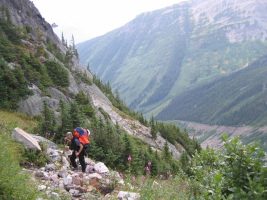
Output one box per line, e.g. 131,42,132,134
0,17,74,109
1,110,266,199
1,3,266,199
189,134,267,199
240,130,267,152
157,55,267,127
0,60,33,109
36,99,186,176
0,132,40,200
44,60,70,87
155,121,201,156
0,111,44,200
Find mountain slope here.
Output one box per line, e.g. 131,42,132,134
0,0,201,166
156,55,267,127
77,0,267,125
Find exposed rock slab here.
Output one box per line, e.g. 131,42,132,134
12,127,41,151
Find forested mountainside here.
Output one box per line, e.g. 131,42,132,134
157,55,267,127
77,0,267,126
0,0,201,177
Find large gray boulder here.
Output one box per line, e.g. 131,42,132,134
30,134,58,149
12,127,42,151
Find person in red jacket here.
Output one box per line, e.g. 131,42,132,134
66,131,86,172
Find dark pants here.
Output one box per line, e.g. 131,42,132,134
70,150,86,172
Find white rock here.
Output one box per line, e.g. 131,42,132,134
117,191,140,200
64,150,72,158
63,176,72,185
45,164,55,171
58,180,64,189
38,185,47,191
69,189,80,196
50,192,59,198
94,162,109,173
61,156,70,167
88,173,102,180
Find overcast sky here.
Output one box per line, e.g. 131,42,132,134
31,0,186,44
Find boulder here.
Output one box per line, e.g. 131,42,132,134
45,164,55,171
61,156,70,168
94,162,109,173
12,127,41,151
118,191,140,200
30,135,58,149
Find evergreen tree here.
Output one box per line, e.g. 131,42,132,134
162,140,172,162
70,34,79,59
150,115,157,139
69,101,85,128
180,151,190,172
86,63,91,72
131,148,145,175
61,32,65,44
39,100,56,135
58,99,72,137
123,133,134,160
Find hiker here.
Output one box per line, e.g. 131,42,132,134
66,129,89,172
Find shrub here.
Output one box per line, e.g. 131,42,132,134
44,60,70,87
190,133,267,199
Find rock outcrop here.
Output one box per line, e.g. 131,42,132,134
12,127,41,151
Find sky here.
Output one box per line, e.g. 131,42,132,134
31,0,186,44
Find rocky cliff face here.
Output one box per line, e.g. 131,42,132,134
1,0,59,44
191,0,267,42
1,0,184,159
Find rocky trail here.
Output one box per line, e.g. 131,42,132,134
12,128,141,200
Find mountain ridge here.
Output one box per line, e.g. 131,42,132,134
77,0,267,124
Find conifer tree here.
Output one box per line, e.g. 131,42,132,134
58,99,72,136
70,34,79,59
180,151,190,172
61,32,65,44
40,100,56,135
69,101,84,128
150,115,157,139
86,63,91,72
123,133,134,160
131,148,145,175
162,140,172,162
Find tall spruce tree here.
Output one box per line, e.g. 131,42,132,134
40,100,56,135
58,99,72,137
69,101,85,129
150,115,157,139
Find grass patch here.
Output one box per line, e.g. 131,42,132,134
0,110,38,133
0,132,42,199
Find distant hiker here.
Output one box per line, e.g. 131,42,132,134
66,128,90,172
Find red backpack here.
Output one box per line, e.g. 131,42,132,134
73,127,90,148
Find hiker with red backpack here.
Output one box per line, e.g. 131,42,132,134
66,127,90,172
